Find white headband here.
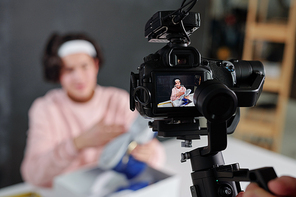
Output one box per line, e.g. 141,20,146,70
58,40,97,58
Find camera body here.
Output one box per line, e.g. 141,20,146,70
130,9,265,139
130,41,265,120
130,6,277,197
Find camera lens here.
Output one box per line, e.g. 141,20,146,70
233,60,264,85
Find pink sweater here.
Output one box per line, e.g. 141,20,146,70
21,85,165,187
170,86,186,101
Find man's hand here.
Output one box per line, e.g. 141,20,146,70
130,138,158,164
237,176,296,197
73,119,125,151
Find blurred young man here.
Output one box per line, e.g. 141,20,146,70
21,33,165,187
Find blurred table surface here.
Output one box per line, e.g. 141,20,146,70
1,137,296,197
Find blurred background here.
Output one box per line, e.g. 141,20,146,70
0,0,295,188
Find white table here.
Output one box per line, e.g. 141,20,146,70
0,183,52,197
1,137,296,197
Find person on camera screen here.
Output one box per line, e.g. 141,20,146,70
170,78,191,107
170,78,187,101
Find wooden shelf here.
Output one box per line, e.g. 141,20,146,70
238,120,274,137
247,23,289,43
263,77,282,93
235,0,296,152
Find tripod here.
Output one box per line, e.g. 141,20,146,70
182,144,277,197
151,117,277,197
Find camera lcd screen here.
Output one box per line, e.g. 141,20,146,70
155,73,202,108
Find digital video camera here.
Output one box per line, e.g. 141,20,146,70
130,9,265,137
129,2,278,197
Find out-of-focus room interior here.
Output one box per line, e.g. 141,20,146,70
205,0,296,157
211,0,296,155
0,0,295,194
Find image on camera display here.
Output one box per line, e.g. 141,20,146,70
155,73,202,108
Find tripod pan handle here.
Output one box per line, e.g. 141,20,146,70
249,167,278,194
